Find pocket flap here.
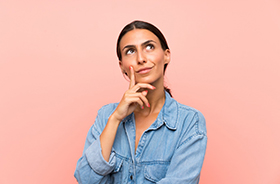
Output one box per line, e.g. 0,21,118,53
144,163,169,182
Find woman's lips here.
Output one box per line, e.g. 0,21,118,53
137,67,153,74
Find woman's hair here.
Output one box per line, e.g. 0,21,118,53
116,20,172,97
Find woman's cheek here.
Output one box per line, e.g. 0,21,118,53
123,58,136,68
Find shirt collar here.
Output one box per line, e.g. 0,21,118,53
147,91,178,131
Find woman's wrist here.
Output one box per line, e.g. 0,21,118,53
109,112,123,125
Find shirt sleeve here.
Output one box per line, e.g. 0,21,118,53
157,111,208,184
74,105,117,184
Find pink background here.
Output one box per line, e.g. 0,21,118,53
1,0,280,183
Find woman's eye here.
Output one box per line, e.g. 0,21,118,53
126,49,134,55
146,44,154,50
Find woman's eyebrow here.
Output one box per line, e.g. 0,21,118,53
122,40,156,51
122,44,135,51
141,40,156,46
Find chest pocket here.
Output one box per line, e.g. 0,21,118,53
144,162,169,183
110,157,124,184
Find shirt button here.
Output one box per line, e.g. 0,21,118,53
130,175,133,180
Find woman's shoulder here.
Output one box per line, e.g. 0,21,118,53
90,103,119,133
168,95,204,118
165,92,206,129
177,102,204,119
173,100,206,134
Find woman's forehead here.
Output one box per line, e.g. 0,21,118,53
120,29,159,48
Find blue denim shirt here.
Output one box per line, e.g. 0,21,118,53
74,92,207,184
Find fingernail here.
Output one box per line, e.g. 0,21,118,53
145,90,148,93
141,106,144,109
147,103,150,107
130,66,132,70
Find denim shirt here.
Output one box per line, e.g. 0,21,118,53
74,92,207,184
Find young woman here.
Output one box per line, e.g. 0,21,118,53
74,20,207,184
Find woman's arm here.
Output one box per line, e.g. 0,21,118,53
99,113,121,162
74,105,117,184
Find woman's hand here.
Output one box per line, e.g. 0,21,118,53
112,66,155,121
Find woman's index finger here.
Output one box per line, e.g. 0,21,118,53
129,66,135,89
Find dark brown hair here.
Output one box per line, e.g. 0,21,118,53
116,20,172,97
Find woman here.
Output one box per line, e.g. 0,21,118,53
74,20,207,184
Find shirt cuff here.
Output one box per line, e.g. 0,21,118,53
85,137,116,176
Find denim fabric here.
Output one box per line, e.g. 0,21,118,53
74,91,207,184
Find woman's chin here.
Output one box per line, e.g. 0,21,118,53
135,77,153,84
136,78,161,86
135,73,164,84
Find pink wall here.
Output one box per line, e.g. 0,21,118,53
1,1,279,183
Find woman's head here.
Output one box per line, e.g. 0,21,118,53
117,20,169,62
117,20,172,96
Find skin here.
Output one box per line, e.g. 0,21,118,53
100,29,170,161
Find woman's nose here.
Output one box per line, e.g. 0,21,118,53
136,50,146,64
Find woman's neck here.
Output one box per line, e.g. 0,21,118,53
134,84,166,116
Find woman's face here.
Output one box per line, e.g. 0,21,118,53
119,29,170,85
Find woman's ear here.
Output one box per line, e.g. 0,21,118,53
119,61,123,70
164,49,171,65
119,61,127,75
